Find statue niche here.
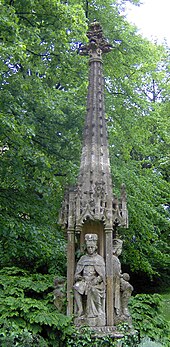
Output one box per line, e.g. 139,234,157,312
74,234,106,326
112,239,133,324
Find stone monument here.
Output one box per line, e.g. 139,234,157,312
59,22,132,331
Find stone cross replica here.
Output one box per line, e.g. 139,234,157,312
59,22,130,329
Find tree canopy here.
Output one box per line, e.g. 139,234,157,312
0,0,87,272
0,0,170,344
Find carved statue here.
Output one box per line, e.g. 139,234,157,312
74,234,106,326
53,277,66,313
112,239,133,323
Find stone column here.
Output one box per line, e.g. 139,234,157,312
67,228,75,316
67,188,76,316
105,227,114,325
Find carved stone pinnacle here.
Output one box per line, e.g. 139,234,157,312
79,21,113,58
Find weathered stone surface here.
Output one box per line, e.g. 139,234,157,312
59,21,128,233
112,239,133,324
74,234,105,326
53,277,66,312
59,22,130,330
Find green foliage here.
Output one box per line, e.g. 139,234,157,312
129,294,170,345
64,326,138,347
162,293,170,321
0,268,170,347
0,267,70,346
0,1,170,345
103,17,170,277
138,338,163,347
0,0,87,272
0,329,48,347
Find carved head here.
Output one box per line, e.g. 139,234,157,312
85,234,98,255
122,273,130,281
113,238,123,256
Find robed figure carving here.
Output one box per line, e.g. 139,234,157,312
74,234,106,326
113,239,133,324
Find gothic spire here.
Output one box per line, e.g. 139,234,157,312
59,22,128,232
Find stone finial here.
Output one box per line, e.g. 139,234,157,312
79,21,112,58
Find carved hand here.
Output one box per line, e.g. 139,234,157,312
92,276,102,285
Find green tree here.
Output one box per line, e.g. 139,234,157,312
0,0,170,344
106,42,170,280
0,0,87,271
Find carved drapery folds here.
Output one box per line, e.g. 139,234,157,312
74,234,106,327
112,239,133,325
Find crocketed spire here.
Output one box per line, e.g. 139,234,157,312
59,22,128,231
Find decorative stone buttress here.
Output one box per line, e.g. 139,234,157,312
59,22,128,327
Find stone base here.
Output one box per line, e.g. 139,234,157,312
90,325,124,338
114,314,132,327
74,315,105,327
76,325,137,340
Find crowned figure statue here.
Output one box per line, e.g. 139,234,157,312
74,234,106,326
